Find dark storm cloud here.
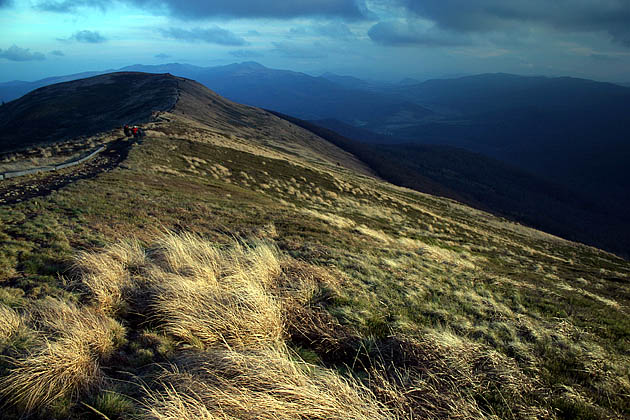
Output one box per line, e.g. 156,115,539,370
368,21,470,46
396,0,630,46
160,27,247,46
0,45,46,61
139,0,367,19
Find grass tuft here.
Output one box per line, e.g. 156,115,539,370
0,304,21,341
149,233,284,348
0,337,102,413
74,239,146,314
143,345,392,420
0,299,125,413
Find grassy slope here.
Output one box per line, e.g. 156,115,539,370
274,114,630,259
0,102,629,419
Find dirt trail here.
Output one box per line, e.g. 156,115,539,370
0,136,138,205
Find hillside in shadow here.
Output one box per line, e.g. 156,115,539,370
274,113,630,258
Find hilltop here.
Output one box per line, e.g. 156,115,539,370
0,72,178,152
0,73,629,420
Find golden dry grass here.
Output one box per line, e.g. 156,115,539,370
74,238,146,314
0,299,124,412
0,337,103,412
144,345,392,420
29,298,126,358
76,232,285,349
147,233,283,348
150,271,283,348
0,304,21,341
73,233,393,420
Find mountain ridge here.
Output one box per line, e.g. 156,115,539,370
0,71,376,178
0,72,629,420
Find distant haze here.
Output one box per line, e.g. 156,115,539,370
1,0,630,83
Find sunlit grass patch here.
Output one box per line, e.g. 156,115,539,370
143,345,392,420
0,300,124,413
0,303,21,341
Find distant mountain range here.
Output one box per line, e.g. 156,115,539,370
0,62,433,128
373,73,630,219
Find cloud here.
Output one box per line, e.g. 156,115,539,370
155,53,171,59
589,53,621,62
62,30,107,43
229,49,264,58
35,0,108,12
271,41,327,59
368,20,470,46
160,26,247,46
0,45,46,61
143,0,367,19
50,50,65,56
0,0,12,8
42,0,368,19
395,0,630,47
290,22,355,40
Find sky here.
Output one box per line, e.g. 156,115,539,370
1,0,630,83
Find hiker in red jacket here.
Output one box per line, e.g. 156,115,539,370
132,126,139,137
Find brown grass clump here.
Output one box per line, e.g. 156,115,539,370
150,271,283,348
365,331,550,420
143,345,393,420
0,337,102,412
73,233,285,349
0,299,124,412
99,233,391,419
0,304,21,341
30,298,126,358
74,238,146,314
148,233,284,348
142,383,218,420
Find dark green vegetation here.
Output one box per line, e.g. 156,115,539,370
1,73,629,419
